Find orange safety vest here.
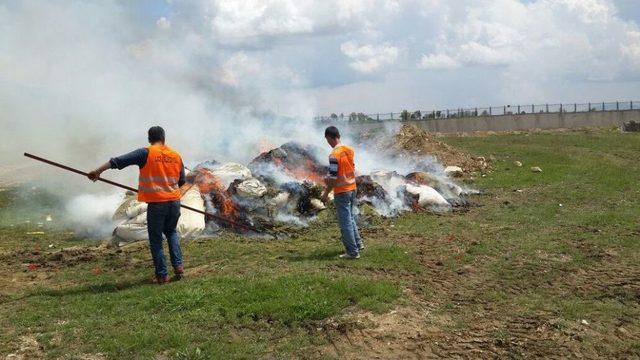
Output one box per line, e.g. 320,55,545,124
138,144,182,203
330,145,357,194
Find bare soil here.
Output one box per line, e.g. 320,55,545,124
392,124,489,174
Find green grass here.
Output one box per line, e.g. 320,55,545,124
1,127,639,358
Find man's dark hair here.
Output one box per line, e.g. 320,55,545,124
324,126,340,139
148,126,165,143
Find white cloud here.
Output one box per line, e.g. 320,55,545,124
218,52,302,89
341,41,399,73
206,0,398,45
418,53,460,69
416,0,640,81
156,17,171,30
208,0,314,42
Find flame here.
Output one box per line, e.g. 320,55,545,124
272,157,325,184
194,170,240,221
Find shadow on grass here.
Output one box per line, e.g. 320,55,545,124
284,249,342,262
0,277,152,304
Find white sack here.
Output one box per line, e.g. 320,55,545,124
211,163,251,188
405,184,450,207
236,178,267,199
112,185,206,243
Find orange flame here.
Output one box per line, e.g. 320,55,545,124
194,170,240,221
272,158,325,184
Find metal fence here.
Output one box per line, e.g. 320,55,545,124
314,100,639,123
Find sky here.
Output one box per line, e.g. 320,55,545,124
2,0,639,117
142,0,640,114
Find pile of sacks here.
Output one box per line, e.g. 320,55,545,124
110,142,474,244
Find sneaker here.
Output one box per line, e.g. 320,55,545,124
339,253,360,260
358,244,365,251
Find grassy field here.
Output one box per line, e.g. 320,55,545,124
1,128,639,358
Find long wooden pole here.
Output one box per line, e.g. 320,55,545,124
23,152,268,235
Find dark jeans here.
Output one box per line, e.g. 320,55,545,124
334,190,362,256
147,200,183,277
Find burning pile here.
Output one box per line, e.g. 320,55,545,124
111,139,476,242
186,141,473,231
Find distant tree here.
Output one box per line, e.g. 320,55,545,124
349,112,358,122
481,110,489,116
330,113,338,120
356,112,370,122
411,110,422,119
400,110,410,121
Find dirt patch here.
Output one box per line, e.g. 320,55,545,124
307,227,640,359
311,304,437,359
5,335,44,359
392,124,489,174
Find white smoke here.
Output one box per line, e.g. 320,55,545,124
0,1,325,234
0,1,463,235
64,193,123,237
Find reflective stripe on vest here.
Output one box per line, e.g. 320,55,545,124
138,144,182,203
138,176,180,183
336,171,356,187
138,184,179,193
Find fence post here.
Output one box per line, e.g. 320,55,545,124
616,101,619,111
602,102,605,111
532,104,534,113
588,102,591,111
546,104,549,112
517,105,520,114
446,109,449,118
574,103,577,112
376,113,379,121
390,112,394,120
631,101,634,110
504,105,506,114
489,107,492,116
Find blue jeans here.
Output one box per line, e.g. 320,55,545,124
146,200,183,277
334,190,362,256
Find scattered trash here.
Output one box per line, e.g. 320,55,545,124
92,267,103,275
27,263,40,271
531,166,543,173
514,161,522,167
48,244,55,248
444,166,464,177
559,204,563,207
581,319,589,325
45,215,52,222
26,231,45,235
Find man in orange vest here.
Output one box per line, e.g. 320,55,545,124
321,126,363,259
88,126,185,284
